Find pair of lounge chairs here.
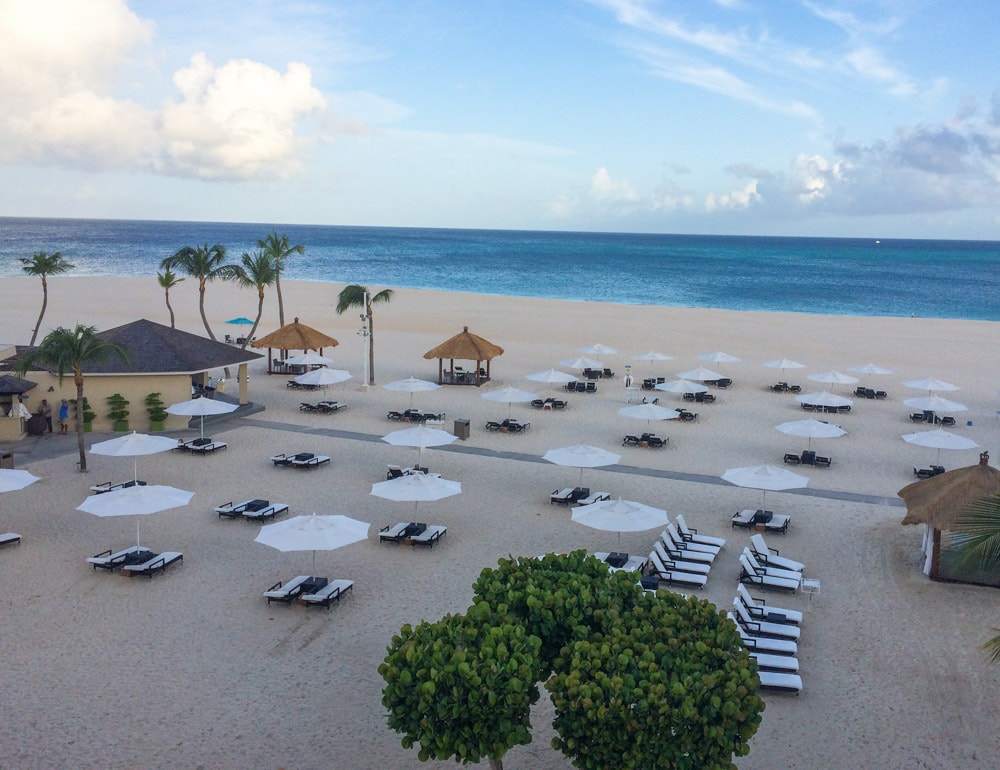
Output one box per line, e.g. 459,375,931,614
913,465,946,479
564,381,597,393
530,398,567,409
783,451,831,468
769,382,802,393
378,522,448,547
854,387,888,399
215,499,290,522
676,409,698,422
683,392,716,403
286,380,318,390
87,545,152,571
89,479,147,494
622,434,667,448
264,575,355,609
270,452,331,469
177,437,227,453
728,612,803,694
299,401,347,413
739,549,802,592
549,488,610,506
110,550,183,578
484,419,529,432
731,509,791,534
748,533,805,572
703,378,732,388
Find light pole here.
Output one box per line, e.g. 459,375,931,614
357,313,370,389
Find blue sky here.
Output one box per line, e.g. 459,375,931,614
1,0,998,239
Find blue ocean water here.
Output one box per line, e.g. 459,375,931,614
0,217,997,321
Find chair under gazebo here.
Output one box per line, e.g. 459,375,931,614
423,327,503,387
251,318,340,375
900,451,1000,586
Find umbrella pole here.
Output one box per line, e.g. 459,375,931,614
312,549,317,577
200,415,206,441
134,457,138,484
136,518,141,551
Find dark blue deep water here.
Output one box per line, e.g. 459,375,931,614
1,217,997,320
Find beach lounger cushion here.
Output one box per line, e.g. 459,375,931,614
122,551,183,578
646,551,708,588
749,533,805,572
302,579,354,609
0,532,21,547
651,542,711,574
732,599,800,640
675,514,727,548
243,503,289,522
736,584,804,626
263,575,311,605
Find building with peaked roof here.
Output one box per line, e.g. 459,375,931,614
4,319,262,435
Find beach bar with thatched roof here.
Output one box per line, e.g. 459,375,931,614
900,451,1000,586
423,326,503,386
252,318,339,374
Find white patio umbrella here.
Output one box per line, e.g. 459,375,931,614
698,351,741,364
903,377,959,393
481,386,540,416
89,431,179,483
382,425,458,466
526,369,577,386
295,368,353,388
383,376,442,408
579,343,618,356
902,395,968,413
633,351,673,363
165,397,238,440
572,498,668,543
807,371,860,386
762,358,807,371
675,366,724,382
776,418,846,449
560,356,605,371
721,464,809,506
902,428,978,464
847,363,893,386
371,473,462,517
794,391,853,408
655,379,708,397
619,403,681,430
0,469,40,493
543,444,621,484
254,513,370,575
77,484,194,550
284,351,335,366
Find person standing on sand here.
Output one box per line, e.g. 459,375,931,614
39,398,52,433
58,399,69,434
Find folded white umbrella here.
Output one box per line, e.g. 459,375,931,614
0,469,41,493
807,371,860,385
903,377,959,392
795,391,853,408
903,395,967,413
698,351,741,364
675,366,724,382
579,343,618,356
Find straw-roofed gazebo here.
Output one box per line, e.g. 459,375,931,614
423,326,503,386
252,318,339,375
900,451,1000,585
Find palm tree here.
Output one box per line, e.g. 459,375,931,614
258,231,304,327
15,325,128,472
954,493,1000,662
20,251,75,345
336,285,393,385
156,267,185,329
229,249,279,349
159,244,236,340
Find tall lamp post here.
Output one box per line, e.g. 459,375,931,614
357,294,371,389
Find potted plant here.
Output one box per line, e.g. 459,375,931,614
106,393,130,432
70,397,96,432
145,392,168,431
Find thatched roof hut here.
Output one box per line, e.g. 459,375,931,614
423,327,503,386
900,451,1000,584
252,318,339,374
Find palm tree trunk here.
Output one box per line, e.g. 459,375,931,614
75,374,87,472
29,275,48,346
198,280,215,340
489,758,503,770
275,272,285,327
165,288,176,328
367,305,376,385
244,290,265,350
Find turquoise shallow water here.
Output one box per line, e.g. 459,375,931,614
0,217,997,320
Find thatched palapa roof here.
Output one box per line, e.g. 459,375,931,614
423,327,504,361
252,318,339,351
900,452,1000,529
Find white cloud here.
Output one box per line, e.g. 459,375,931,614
704,180,759,212
158,54,326,180
590,167,640,204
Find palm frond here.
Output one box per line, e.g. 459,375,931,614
952,494,1000,572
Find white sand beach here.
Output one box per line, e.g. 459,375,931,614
2,275,1000,769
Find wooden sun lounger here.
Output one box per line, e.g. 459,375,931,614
122,551,183,578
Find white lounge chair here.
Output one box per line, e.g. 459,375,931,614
736,584,803,625
741,548,802,583
652,540,711,574
576,491,611,506
189,440,227,454
242,502,290,523
664,523,720,557
263,575,311,605
750,651,800,673
659,527,717,563
122,551,183,578
409,524,447,547
675,514,727,548
758,670,803,694
739,553,800,593
732,598,800,641
302,579,354,609
749,533,805,572
731,509,791,534
730,613,797,656
87,545,150,571
1,532,22,547
215,499,258,519
647,550,708,588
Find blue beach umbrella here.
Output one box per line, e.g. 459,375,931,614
225,317,255,326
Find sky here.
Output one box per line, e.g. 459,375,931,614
1,0,999,239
